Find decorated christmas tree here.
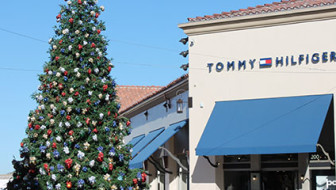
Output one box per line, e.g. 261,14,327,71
7,0,147,189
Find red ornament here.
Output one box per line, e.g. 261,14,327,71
74,91,79,96
34,125,40,130
56,96,60,102
133,178,138,185
55,56,60,61
108,111,111,116
52,142,57,148
28,122,33,129
45,68,49,73
28,169,35,174
58,83,64,90
126,120,131,126
66,181,72,189
69,18,74,23
66,115,71,120
109,163,113,171
114,113,118,119
86,99,91,104
88,68,92,74
93,128,98,133
141,172,147,182
47,129,52,136
103,84,108,91
95,13,99,18
59,40,63,44
65,158,73,169
86,118,90,125
78,44,83,50
97,152,104,162
64,71,68,76
62,92,66,97
78,0,82,4
91,43,96,48
43,163,50,175
48,114,53,118
68,130,74,136
56,14,61,19
20,142,24,147
97,29,101,34
108,66,112,72
49,83,53,88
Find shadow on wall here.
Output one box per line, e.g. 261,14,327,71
192,156,216,183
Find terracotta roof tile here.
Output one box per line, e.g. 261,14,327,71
117,74,189,114
116,85,163,113
187,0,336,22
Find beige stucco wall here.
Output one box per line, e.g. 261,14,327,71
180,7,336,190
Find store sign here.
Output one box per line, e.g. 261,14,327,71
207,51,336,73
316,176,336,190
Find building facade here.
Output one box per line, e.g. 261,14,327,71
118,75,189,190
179,0,336,190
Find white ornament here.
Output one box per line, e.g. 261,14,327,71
46,141,50,147
69,88,74,93
98,52,103,57
76,52,80,58
50,119,55,125
98,94,103,99
83,41,88,46
90,11,95,16
48,71,53,75
92,134,98,141
55,184,61,190
72,10,75,14
59,122,63,128
75,30,80,34
63,101,67,106
53,45,57,50
48,38,53,44
67,1,72,5
89,58,93,63
50,104,55,109
85,33,89,38
89,160,95,167
39,168,46,175
105,94,110,101
56,136,62,142
94,68,99,74
92,27,96,31
52,174,57,181
88,91,92,96
65,122,71,128
100,6,105,11
56,72,61,77
85,77,90,83
74,68,79,72
77,151,85,160
60,67,65,72
78,20,83,25
41,125,46,130
77,122,83,128
46,153,51,160
68,45,73,51
76,72,81,78
64,147,70,154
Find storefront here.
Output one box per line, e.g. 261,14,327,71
179,1,336,189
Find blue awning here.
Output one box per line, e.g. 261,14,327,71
130,120,187,169
131,128,164,157
128,135,145,147
196,94,332,156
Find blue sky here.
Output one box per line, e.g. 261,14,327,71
0,0,278,174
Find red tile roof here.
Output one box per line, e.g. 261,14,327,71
188,0,336,22
117,74,188,113
116,85,163,112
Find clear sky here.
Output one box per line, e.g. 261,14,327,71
0,0,278,174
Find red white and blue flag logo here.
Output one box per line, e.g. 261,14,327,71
259,58,272,67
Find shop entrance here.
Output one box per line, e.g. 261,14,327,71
261,171,297,190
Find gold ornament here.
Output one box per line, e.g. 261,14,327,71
29,157,37,165
50,119,55,125
63,101,67,106
43,134,48,139
67,107,72,113
98,94,103,99
46,153,51,160
33,133,38,138
69,88,74,93
73,163,81,176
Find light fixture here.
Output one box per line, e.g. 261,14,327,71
180,63,189,71
163,99,171,112
176,99,183,113
179,50,189,58
144,111,148,120
252,175,257,181
300,175,304,181
179,37,188,45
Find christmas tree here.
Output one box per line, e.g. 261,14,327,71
7,0,147,189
